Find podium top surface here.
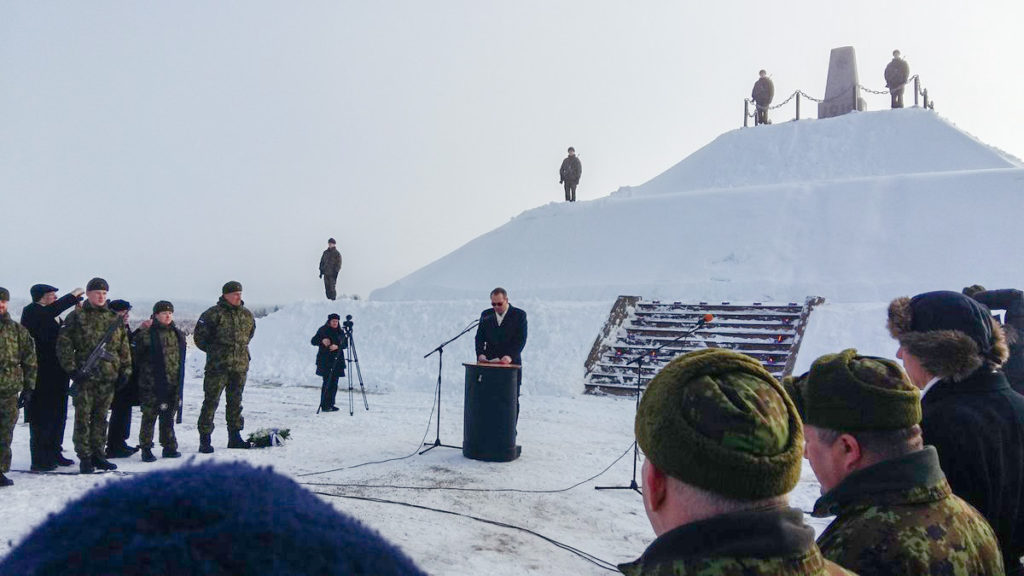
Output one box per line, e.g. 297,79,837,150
463,362,522,369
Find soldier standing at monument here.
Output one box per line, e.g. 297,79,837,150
195,281,256,453
319,238,343,300
558,147,582,202
56,278,132,474
752,69,775,125
885,50,910,109
134,301,185,462
0,287,37,487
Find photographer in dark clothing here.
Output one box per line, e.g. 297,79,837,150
965,285,1024,393
20,284,83,470
311,313,348,412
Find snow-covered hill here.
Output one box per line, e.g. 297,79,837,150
372,109,1024,303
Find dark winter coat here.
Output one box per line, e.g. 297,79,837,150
559,156,582,185
970,288,1024,393
884,57,910,89
319,247,342,278
20,294,80,375
618,506,854,575
921,368,1024,574
474,305,527,365
752,77,775,107
311,324,347,377
132,321,186,408
813,447,1004,575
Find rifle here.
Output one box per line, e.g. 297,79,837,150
68,316,124,397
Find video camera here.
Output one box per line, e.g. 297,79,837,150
343,314,354,333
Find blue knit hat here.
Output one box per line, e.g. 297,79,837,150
0,462,427,576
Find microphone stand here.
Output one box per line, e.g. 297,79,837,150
595,317,710,494
420,319,479,455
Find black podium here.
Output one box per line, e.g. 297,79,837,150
462,363,520,462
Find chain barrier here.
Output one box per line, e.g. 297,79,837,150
858,84,890,95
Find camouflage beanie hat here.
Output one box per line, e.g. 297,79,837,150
784,349,920,431
635,349,802,501
0,287,9,301
222,281,243,294
153,301,174,314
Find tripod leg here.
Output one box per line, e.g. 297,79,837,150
347,347,355,416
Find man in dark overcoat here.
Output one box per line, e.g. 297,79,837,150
558,147,582,202
751,69,774,125
311,313,347,412
885,49,910,108
475,287,527,433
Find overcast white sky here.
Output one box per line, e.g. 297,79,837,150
2,1,1021,304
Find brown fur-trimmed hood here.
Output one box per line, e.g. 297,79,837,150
888,294,1009,382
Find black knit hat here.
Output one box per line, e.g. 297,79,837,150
86,277,109,292
328,238,336,245
153,301,174,314
635,349,803,501
30,284,59,302
888,290,1008,381
784,349,920,431
222,281,243,294
0,287,8,302
108,299,132,312
328,313,341,321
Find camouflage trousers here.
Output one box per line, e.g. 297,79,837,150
0,392,19,473
71,379,115,461
197,370,246,435
139,394,178,451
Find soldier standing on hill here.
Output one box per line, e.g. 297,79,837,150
559,147,582,202
752,69,774,126
311,313,347,412
21,283,82,471
195,281,256,453
319,238,343,300
134,301,185,462
0,287,37,487
885,50,910,109
56,278,132,474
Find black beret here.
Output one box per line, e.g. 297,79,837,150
86,278,109,292
153,301,174,314
222,281,243,294
108,299,132,312
0,287,9,302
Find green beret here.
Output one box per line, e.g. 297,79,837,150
635,348,803,501
153,300,174,314
87,277,109,292
0,287,9,301
222,281,243,295
786,349,920,431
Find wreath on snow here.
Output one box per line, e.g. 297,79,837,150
247,427,291,448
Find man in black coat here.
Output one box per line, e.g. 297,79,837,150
965,285,1024,394
475,288,527,430
884,49,910,109
105,299,140,458
20,284,83,470
558,147,582,203
889,290,1024,575
311,313,348,412
751,69,774,126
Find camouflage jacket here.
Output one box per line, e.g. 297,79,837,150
0,312,37,396
814,446,1003,576
884,58,910,88
619,506,856,576
132,321,185,400
55,303,131,384
194,297,255,373
319,247,342,277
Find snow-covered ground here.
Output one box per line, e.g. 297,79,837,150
2,298,900,574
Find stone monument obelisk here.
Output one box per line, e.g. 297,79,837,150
818,46,867,118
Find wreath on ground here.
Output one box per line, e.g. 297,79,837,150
247,428,291,448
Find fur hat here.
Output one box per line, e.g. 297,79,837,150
86,277,108,292
222,280,243,294
328,313,341,321
635,348,803,501
30,284,59,302
784,349,920,431
0,461,427,576
888,290,1008,382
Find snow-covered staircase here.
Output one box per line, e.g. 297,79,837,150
584,296,824,395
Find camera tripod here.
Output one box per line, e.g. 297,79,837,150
343,316,370,415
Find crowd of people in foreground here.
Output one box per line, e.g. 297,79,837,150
2,286,1024,575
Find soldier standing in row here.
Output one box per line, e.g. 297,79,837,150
56,277,132,474
319,238,343,300
311,313,347,412
133,301,185,462
558,147,582,202
752,69,775,126
787,349,1004,575
105,299,140,459
195,281,256,453
885,50,910,109
0,287,37,487
20,283,82,471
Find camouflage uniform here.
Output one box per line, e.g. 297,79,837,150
194,296,255,435
55,303,131,462
132,322,185,451
619,506,856,576
814,446,1003,575
0,311,37,473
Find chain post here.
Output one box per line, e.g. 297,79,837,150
795,91,800,120
744,99,749,127
923,88,929,109
914,76,920,107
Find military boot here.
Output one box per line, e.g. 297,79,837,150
162,447,181,458
199,433,214,454
140,448,157,463
227,430,251,449
55,453,75,467
80,460,95,474
92,456,118,471
0,472,13,487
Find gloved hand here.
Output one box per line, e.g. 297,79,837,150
18,389,32,408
